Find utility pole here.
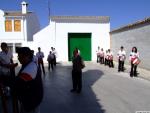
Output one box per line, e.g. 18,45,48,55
48,0,51,23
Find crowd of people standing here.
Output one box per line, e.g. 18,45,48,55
0,42,58,113
96,46,140,77
0,42,43,113
35,46,57,75
0,41,141,113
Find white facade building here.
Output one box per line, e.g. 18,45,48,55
0,1,40,57
33,16,110,62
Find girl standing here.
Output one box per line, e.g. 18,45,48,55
129,47,140,77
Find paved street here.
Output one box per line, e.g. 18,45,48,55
41,62,150,113
1,62,150,113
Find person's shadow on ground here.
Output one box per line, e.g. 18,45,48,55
40,63,106,113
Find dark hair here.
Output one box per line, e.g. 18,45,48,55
121,46,124,49
1,42,8,48
16,47,33,59
132,46,137,53
31,50,34,53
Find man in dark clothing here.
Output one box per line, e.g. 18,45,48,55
14,47,43,113
70,49,85,93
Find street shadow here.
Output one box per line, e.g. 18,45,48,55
40,63,106,113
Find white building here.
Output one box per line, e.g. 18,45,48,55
0,1,40,57
34,16,110,62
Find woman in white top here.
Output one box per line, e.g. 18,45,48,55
129,47,139,77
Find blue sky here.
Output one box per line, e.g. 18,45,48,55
0,0,150,30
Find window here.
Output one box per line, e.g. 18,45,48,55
7,43,13,52
5,20,12,32
14,20,21,32
15,43,22,53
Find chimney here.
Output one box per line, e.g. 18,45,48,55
21,1,28,14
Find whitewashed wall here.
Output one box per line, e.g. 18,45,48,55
0,16,24,41
0,9,40,61
55,22,110,61
33,20,110,62
33,23,56,62
0,10,40,43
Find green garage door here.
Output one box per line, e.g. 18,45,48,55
68,33,91,61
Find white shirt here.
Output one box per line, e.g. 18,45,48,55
107,51,113,60
108,51,113,56
78,50,80,55
99,50,105,57
118,50,126,56
105,52,108,59
0,51,13,75
19,61,37,81
117,50,126,61
52,50,57,57
129,52,139,61
36,52,44,59
96,49,101,56
32,55,38,65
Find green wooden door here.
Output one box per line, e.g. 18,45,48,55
68,33,91,61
